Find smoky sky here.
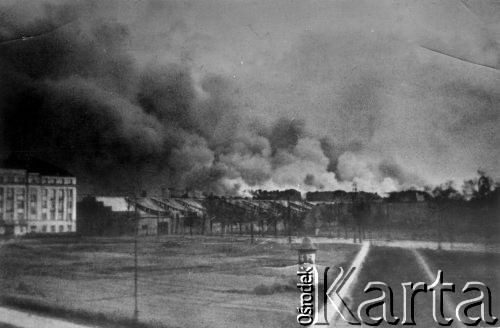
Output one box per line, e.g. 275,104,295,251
0,0,499,195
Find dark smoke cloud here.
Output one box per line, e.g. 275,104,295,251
0,1,293,195
320,137,363,174
2,0,496,196
268,118,304,154
378,159,425,187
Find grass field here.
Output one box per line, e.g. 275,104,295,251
0,235,360,328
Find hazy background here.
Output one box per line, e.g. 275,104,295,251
0,0,498,195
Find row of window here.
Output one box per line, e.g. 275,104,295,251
0,174,75,185
0,211,74,221
0,187,74,213
30,224,73,233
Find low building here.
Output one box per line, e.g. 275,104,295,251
305,190,382,203
77,196,134,236
77,196,190,236
0,158,77,236
386,190,430,202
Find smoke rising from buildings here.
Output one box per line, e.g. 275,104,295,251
0,0,499,195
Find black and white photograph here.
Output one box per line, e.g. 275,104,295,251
0,0,499,327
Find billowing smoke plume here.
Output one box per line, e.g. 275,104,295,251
1,0,498,196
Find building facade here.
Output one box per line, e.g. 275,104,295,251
0,165,76,236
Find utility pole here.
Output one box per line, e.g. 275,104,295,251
132,191,139,322
157,209,160,239
352,182,359,243
287,197,292,244
250,209,254,245
24,162,30,234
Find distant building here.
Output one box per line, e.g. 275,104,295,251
77,196,204,236
0,158,76,236
305,190,381,203
165,187,204,199
251,189,302,201
168,188,186,198
386,190,430,203
77,196,137,236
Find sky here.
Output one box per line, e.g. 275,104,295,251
0,0,499,195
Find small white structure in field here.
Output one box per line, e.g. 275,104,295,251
297,237,317,265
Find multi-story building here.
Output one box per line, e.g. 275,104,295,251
0,158,76,236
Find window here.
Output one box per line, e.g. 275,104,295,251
67,225,72,232
29,190,37,216
67,189,73,207
59,225,64,232
30,225,37,233
17,213,24,221
42,189,48,208
58,189,64,212
67,213,72,221
30,191,37,203
42,225,47,233
50,212,55,220
16,188,25,209
142,225,148,230
51,225,55,233
50,189,56,211
0,187,3,210
42,213,47,220
6,189,14,212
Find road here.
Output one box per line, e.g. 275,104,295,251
257,236,500,254
0,307,97,328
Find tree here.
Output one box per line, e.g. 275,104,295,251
432,181,462,201
477,171,492,198
462,178,478,200
183,212,198,235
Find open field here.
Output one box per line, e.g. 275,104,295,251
0,235,360,328
1,235,498,328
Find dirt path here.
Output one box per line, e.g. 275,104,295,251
411,249,467,328
0,307,97,328
312,241,371,327
258,236,500,254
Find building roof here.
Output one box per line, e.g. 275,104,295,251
151,198,186,212
95,197,129,212
136,198,167,213
0,156,74,177
174,198,205,213
297,237,317,251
